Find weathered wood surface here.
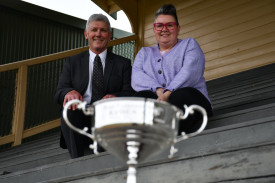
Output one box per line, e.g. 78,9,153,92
1,115,274,183
66,145,275,183
207,103,275,129
207,63,275,115
0,132,69,174
0,63,274,182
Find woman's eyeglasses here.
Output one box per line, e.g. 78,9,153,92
153,22,178,31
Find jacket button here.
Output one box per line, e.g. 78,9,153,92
158,70,162,74
162,84,166,87
158,59,161,62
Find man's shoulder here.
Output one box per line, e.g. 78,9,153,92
107,51,131,63
69,50,89,60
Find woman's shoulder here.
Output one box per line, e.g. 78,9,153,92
179,37,198,44
177,38,200,48
141,44,158,51
137,45,158,57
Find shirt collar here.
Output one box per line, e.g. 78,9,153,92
89,49,107,63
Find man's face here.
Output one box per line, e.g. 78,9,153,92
84,21,112,54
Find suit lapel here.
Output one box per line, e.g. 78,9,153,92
104,51,114,91
80,51,90,93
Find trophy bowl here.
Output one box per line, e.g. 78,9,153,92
63,97,207,183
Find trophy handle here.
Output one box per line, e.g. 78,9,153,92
176,104,208,142
169,104,208,158
62,99,95,142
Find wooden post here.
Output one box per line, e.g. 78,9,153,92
12,65,28,146
135,0,144,55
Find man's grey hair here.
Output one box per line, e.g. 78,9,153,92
86,14,112,32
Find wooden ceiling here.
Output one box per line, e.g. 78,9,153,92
91,0,138,33
92,0,120,15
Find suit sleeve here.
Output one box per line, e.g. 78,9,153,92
131,48,161,92
112,57,134,97
54,57,75,105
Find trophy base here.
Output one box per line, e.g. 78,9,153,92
94,123,176,163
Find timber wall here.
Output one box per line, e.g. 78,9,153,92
139,0,275,80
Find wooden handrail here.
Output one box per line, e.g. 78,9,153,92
0,34,137,147
0,35,137,72
23,119,61,138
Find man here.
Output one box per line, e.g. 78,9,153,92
54,14,133,158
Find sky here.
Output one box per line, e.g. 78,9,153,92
21,0,132,33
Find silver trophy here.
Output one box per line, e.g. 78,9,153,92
63,97,207,183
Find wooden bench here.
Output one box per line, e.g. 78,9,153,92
207,63,275,115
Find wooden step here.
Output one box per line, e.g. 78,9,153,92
1,113,274,183
1,63,274,182
207,63,275,115
207,103,275,129
0,131,70,175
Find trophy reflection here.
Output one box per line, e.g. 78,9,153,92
63,97,207,183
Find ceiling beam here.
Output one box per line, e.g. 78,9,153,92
91,0,138,33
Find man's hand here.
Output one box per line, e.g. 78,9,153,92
63,90,83,110
102,94,116,99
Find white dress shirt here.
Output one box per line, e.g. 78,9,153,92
83,49,107,104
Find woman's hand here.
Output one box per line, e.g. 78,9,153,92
157,90,171,102
156,88,164,97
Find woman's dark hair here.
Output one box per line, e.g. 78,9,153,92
154,4,179,25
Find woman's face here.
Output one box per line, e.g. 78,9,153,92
153,15,180,49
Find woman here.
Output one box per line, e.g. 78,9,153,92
131,4,213,134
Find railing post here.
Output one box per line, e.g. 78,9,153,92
12,65,28,146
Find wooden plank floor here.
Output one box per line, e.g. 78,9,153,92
1,114,274,183
0,63,274,182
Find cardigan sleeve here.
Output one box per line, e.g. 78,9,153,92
131,48,161,92
166,38,205,91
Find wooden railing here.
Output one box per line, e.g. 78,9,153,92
0,35,137,147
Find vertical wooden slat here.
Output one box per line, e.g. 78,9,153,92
136,0,145,53
12,65,28,146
